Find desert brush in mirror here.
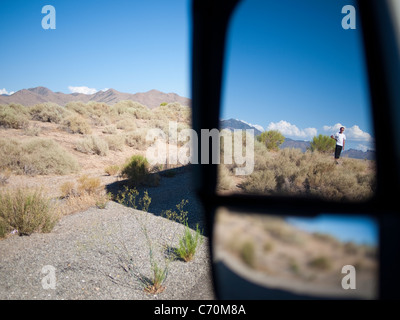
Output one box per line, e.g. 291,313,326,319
217,0,376,203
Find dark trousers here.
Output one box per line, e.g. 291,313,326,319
335,145,343,159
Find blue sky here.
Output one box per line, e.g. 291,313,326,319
0,0,190,96
1,0,374,151
287,214,378,245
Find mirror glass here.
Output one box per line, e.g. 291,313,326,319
218,0,376,202
213,208,378,299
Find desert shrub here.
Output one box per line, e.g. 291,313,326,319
257,130,285,151
62,115,92,134
309,256,332,270
102,125,117,134
75,135,109,156
59,176,110,214
86,102,113,117
77,175,101,195
113,100,152,119
104,164,120,176
217,165,235,191
154,103,191,122
241,146,375,201
241,241,256,268
60,181,76,198
0,104,29,129
0,169,11,185
121,155,160,186
309,134,336,153
0,138,79,175
23,124,41,136
65,101,88,116
124,130,148,150
0,188,59,236
121,155,149,184
116,118,137,131
104,135,125,151
241,170,276,193
29,103,69,123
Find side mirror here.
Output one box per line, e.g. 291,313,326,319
191,0,400,299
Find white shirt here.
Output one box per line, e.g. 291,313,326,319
334,132,346,146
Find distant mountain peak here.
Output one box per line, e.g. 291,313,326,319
0,86,191,109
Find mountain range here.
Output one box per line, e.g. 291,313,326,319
0,86,191,109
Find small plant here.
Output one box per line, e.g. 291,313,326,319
121,155,160,186
77,175,101,195
309,256,332,270
0,187,59,236
104,164,120,176
0,169,11,185
241,241,256,268
60,176,109,214
174,224,203,262
142,259,169,294
60,181,76,198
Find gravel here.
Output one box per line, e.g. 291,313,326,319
0,168,215,300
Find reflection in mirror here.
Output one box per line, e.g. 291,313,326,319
213,207,378,299
218,0,376,201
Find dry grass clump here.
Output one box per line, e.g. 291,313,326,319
217,164,235,191
104,164,120,176
0,104,30,129
240,143,375,201
104,134,125,151
0,187,60,237
0,138,79,175
75,135,109,156
59,175,110,214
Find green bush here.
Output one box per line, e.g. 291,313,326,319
309,256,332,270
241,241,256,268
121,155,150,184
0,188,59,236
309,134,336,153
257,130,285,151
